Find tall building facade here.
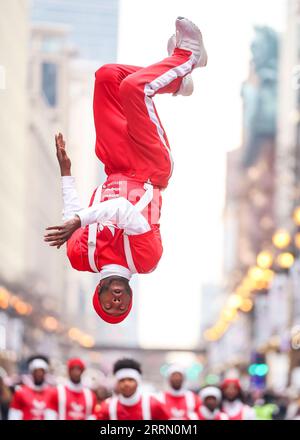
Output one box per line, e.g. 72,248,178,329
0,0,29,282
31,0,119,62
26,24,72,315
0,0,30,371
275,0,300,227
29,0,140,348
205,26,279,374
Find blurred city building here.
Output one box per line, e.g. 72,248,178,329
30,0,119,62
275,0,300,386
27,23,73,319
0,0,30,373
0,1,29,285
203,0,300,394
204,23,280,381
30,0,140,350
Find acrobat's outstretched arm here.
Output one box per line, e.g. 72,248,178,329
44,133,81,249
44,134,151,249
55,133,71,177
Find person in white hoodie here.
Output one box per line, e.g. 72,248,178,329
8,355,51,420
198,386,228,420
157,365,201,420
45,358,96,420
221,378,256,420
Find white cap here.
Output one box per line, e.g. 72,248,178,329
200,386,222,403
114,368,141,384
167,364,186,378
100,264,132,281
28,359,49,372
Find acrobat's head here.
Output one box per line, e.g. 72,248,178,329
93,276,132,324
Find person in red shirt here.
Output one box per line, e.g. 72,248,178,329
221,378,256,420
198,387,228,420
44,17,207,324
45,358,96,420
157,365,201,420
94,358,169,420
9,355,51,420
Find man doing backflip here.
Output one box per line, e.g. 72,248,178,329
44,17,207,324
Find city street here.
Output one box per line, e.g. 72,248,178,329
0,0,300,428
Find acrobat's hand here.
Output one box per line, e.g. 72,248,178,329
44,216,81,249
55,132,71,176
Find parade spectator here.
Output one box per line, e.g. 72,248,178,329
94,358,169,420
45,358,96,420
221,378,256,420
8,355,51,420
198,386,228,420
157,364,201,420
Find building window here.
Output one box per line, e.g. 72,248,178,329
41,62,58,107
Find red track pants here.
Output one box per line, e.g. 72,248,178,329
93,48,196,189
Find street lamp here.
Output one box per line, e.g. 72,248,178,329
272,229,291,249
293,206,300,226
248,266,265,282
294,232,300,249
276,252,295,269
256,250,273,269
240,298,253,312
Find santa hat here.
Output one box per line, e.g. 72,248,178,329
93,279,133,324
221,378,242,390
67,358,86,371
166,364,186,378
200,386,222,403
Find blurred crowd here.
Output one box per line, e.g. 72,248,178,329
0,355,299,421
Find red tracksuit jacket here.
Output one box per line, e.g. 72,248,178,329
66,177,163,274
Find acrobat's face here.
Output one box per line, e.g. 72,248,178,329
118,378,138,398
99,277,132,317
204,396,218,411
169,372,184,390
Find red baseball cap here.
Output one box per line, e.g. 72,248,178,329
92,281,133,324
67,358,86,371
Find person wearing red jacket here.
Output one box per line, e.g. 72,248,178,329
45,358,96,420
157,364,201,420
94,358,169,420
8,356,51,420
221,378,256,420
44,17,207,324
198,386,228,420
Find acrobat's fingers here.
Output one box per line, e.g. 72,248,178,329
44,230,66,238
46,226,63,231
49,238,67,247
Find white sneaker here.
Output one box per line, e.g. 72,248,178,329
167,34,194,96
175,16,208,68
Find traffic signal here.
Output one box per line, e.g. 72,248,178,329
248,352,269,389
248,363,269,377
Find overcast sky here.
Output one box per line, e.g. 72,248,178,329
117,0,287,348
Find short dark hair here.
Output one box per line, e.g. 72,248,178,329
113,358,142,375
